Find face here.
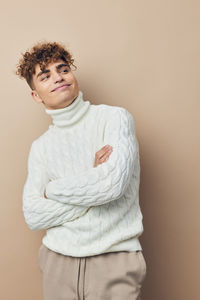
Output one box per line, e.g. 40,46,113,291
31,59,79,109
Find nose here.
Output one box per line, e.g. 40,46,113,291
52,71,63,83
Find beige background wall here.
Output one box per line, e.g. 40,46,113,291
0,0,199,299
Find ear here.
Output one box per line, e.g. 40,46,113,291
31,90,43,104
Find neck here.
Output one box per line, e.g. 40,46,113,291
44,90,90,127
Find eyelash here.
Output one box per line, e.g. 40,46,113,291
41,69,68,81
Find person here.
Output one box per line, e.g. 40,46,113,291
16,41,147,300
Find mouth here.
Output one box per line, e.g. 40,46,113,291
51,84,71,92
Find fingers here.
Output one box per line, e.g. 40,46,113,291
94,145,113,167
99,148,113,163
98,145,113,159
95,145,113,165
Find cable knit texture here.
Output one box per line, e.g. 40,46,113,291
22,90,144,257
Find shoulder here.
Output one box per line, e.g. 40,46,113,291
28,130,49,160
92,103,135,124
102,104,136,131
30,126,53,150
92,104,136,141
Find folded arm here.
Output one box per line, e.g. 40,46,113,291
22,140,90,231
45,107,140,207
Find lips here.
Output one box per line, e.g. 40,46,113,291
52,84,71,92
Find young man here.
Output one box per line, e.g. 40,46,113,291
16,41,147,300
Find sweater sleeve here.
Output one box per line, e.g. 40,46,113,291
22,140,91,231
45,107,140,207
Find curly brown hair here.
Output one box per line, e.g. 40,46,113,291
15,41,77,90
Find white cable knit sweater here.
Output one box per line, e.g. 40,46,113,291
22,90,144,257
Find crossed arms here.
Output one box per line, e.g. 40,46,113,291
22,107,139,231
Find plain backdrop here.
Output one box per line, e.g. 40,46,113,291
0,1,199,299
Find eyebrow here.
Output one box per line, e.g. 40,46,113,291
36,63,69,78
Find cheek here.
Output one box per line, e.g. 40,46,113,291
73,78,78,86
43,81,52,92
38,85,51,99
73,77,79,88
68,73,77,84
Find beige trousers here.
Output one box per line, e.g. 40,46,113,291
38,243,147,300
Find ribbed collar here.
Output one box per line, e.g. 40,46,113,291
44,90,90,127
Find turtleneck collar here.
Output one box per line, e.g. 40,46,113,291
44,90,90,127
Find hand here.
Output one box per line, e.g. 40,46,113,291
44,189,47,198
94,144,113,168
